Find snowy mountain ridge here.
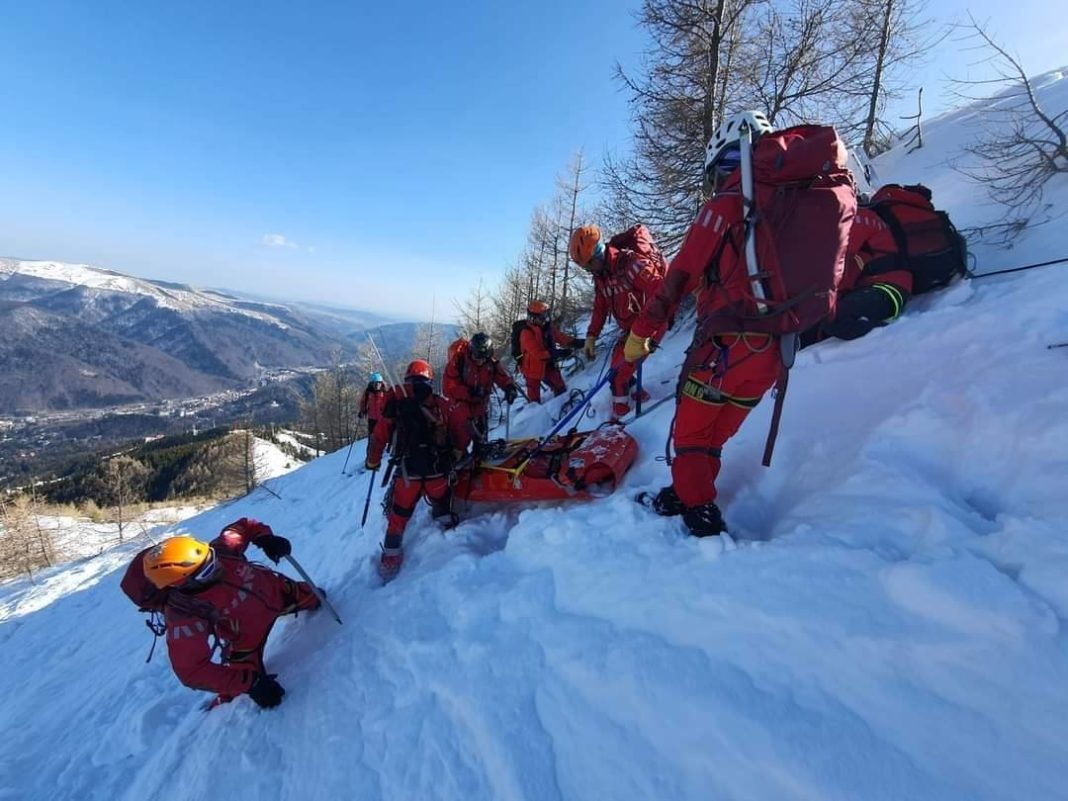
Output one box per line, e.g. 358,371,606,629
0,258,291,326
1,74,1067,801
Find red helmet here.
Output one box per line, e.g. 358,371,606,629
405,359,433,381
527,300,549,315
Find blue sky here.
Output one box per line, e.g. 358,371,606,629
1,1,1065,319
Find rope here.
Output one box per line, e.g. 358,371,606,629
969,256,1068,280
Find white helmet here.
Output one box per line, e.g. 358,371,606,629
704,110,773,178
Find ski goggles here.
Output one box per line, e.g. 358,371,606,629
713,146,741,176
188,547,221,585
589,240,606,264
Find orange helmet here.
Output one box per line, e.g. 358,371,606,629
527,300,549,316
405,359,433,381
143,536,214,589
568,225,601,266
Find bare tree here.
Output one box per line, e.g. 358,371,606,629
604,0,759,250
835,0,937,156
0,492,54,581
951,16,1068,222
306,355,360,453
99,456,149,542
27,484,54,568
554,150,592,321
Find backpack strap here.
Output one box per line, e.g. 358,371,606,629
871,203,911,268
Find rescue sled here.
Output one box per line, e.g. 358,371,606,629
453,427,639,503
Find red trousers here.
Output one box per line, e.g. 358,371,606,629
671,334,781,507
447,400,485,451
524,367,566,403
609,324,666,397
386,475,451,539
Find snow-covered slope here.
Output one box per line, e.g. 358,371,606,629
2,78,1067,801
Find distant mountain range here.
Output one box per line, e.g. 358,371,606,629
0,258,452,413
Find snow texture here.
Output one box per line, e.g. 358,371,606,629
1,75,1067,801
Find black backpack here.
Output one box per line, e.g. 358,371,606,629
510,319,526,361
389,395,452,477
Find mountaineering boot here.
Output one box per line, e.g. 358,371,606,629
611,396,631,420
635,485,685,517
435,512,459,530
431,492,458,530
682,501,727,537
378,543,404,582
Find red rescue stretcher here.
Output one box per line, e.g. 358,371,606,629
452,427,639,503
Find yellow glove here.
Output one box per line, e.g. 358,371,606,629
583,335,597,360
623,332,652,364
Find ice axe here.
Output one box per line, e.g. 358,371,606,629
359,467,378,528
283,555,343,625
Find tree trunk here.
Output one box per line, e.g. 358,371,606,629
863,0,895,157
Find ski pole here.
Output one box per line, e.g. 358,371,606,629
341,436,357,475
283,555,342,625
514,369,614,476
359,468,378,528
635,363,644,417
505,398,511,440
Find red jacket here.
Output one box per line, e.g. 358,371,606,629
843,207,912,294
632,191,748,339
164,519,318,698
588,246,666,337
443,352,515,411
519,322,577,381
359,383,388,420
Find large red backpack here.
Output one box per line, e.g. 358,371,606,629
867,184,968,294
121,545,220,661
704,124,856,337
607,224,669,285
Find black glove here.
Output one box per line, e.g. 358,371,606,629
503,385,518,404
255,533,291,564
554,347,574,360
248,673,285,709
